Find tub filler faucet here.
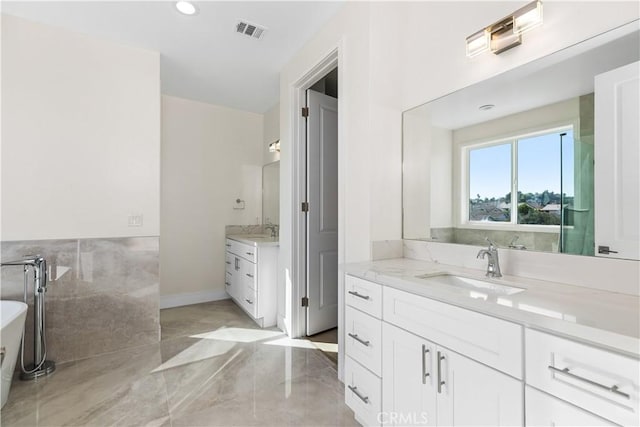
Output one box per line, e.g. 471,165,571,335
1,255,55,380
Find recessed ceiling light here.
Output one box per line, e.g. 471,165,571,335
479,104,495,111
175,1,198,16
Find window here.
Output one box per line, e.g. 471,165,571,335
465,127,574,227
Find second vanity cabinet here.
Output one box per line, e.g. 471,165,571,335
225,237,277,328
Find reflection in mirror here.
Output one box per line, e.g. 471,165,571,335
262,161,280,225
403,22,639,259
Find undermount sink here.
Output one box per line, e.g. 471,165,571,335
415,273,525,296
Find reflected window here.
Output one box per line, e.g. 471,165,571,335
469,143,512,222
466,126,573,227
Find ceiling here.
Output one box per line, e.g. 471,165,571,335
2,1,344,113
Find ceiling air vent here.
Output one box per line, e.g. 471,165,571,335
236,20,267,40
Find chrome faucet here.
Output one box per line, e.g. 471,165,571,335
264,223,279,238
477,239,502,278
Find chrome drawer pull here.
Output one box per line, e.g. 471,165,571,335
225,244,231,247
225,282,231,286
422,344,430,384
347,385,369,404
245,299,253,305
348,291,370,300
246,252,253,256
225,261,231,265
548,366,630,399
348,333,370,347
246,273,254,278
437,351,445,393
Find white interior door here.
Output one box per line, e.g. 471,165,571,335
306,89,338,336
594,61,640,260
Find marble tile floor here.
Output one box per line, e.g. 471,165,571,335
1,300,357,427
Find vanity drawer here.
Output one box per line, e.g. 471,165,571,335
225,252,235,275
526,329,639,426
242,286,258,317
345,306,382,377
226,239,257,263
240,258,257,290
345,356,382,427
383,287,522,378
525,386,617,426
345,275,382,319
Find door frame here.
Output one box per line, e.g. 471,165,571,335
290,46,344,375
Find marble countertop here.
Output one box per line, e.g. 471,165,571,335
226,234,279,247
344,258,640,358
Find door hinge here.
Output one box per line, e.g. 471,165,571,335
301,201,309,212
302,107,309,117
302,297,309,307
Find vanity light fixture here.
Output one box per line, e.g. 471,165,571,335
466,0,543,58
175,1,198,16
466,29,491,58
268,140,281,153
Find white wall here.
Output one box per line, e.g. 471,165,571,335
160,95,263,298
263,103,280,165
1,14,160,241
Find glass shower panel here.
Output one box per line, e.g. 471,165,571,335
561,131,595,256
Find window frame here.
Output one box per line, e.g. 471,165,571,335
456,123,576,232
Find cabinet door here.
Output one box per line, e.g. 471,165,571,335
437,347,523,426
525,386,616,427
382,323,436,426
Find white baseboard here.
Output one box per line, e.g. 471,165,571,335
160,290,230,309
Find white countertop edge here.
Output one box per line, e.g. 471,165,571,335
344,258,640,359
226,235,279,247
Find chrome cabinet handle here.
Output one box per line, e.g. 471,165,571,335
548,366,630,399
235,258,239,271
0,346,5,367
348,291,370,300
437,351,445,393
246,273,254,278
246,252,253,256
348,333,370,347
347,385,369,404
245,299,253,305
225,281,231,286
422,344,430,384
225,244,231,247
225,261,231,265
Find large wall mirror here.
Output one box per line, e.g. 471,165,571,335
262,161,280,225
403,21,639,260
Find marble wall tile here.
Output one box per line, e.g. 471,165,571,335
0,237,160,365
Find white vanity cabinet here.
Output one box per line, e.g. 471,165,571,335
345,274,524,427
225,238,277,328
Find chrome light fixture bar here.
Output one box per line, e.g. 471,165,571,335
466,0,543,57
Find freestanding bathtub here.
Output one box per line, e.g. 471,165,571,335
0,300,27,409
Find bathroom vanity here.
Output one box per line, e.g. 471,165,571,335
343,259,639,426
225,235,278,328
